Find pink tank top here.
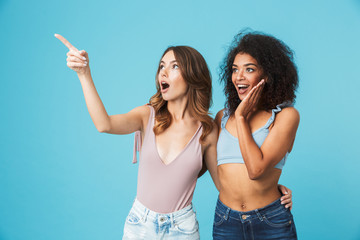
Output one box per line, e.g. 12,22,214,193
132,106,203,213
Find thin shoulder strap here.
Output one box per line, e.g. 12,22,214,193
264,101,293,129
132,105,154,163
221,108,230,129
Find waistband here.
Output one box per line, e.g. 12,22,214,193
215,197,288,222
133,198,195,219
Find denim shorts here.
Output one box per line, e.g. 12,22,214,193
123,199,200,240
213,197,297,240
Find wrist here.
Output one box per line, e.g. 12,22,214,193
235,115,248,128
77,68,91,79
235,113,246,121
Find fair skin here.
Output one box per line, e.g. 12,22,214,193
54,34,220,189
55,34,292,207
216,53,299,211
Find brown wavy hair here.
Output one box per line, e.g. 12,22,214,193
220,30,299,115
149,46,213,142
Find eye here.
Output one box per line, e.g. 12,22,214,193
246,68,254,73
232,68,238,73
159,64,165,70
173,64,179,69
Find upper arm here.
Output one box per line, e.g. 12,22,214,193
214,109,224,137
106,105,150,135
203,121,220,191
260,107,300,167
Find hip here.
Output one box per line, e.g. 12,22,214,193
123,198,200,240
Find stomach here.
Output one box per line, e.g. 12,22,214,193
218,163,282,212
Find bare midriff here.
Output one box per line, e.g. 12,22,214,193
218,163,282,212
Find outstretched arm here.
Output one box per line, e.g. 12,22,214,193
55,34,147,134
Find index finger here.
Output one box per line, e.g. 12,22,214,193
54,34,78,51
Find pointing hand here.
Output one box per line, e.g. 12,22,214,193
55,34,89,74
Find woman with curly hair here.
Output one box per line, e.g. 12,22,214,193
213,31,299,239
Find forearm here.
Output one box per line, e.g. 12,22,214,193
208,160,221,192
236,116,265,179
78,71,111,132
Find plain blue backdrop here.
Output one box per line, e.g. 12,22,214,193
1,0,360,239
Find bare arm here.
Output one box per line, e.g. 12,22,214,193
214,109,224,137
203,122,220,191
235,81,300,180
236,108,299,179
55,34,147,134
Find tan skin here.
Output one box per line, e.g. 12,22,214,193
216,53,299,211
54,34,293,208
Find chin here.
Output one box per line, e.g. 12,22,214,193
161,96,170,101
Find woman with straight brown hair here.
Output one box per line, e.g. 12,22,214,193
55,33,219,239
55,33,292,239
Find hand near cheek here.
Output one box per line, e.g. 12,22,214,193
235,79,265,119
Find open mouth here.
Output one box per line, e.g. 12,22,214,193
161,81,170,90
237,84,249,91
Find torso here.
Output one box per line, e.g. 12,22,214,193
218,110,283,211
136,106,209,213
155,119,202,165
141,107,207,162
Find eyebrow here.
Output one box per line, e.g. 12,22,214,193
232,63,257,67
160,60,178,64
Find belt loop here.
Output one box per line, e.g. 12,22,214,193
170,213,175,227
224,207,230,220
143,208,149,222
255,209,263,221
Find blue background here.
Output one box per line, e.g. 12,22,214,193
1,0,360,239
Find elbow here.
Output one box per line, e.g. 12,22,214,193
96,125,111,133
248,168,265,180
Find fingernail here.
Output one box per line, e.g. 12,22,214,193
83,63,87,66
285,206,289,208
285,191,288,194
84,61,87,64
82,57,86,60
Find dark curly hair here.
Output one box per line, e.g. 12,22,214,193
220,31,299,115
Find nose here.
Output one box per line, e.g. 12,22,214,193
160,67,168,78
235,68,244,80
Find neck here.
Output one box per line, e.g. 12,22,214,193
167,97,191,121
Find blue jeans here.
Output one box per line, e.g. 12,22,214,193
213,197,297,240
123,199,200,240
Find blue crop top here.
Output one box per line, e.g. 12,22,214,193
217,102,292,169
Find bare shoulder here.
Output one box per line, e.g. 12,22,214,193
215,109,225,127
275,107,300,127
130,105,150,118
128,105,151,128
203,120,218,147
278,107,300,120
